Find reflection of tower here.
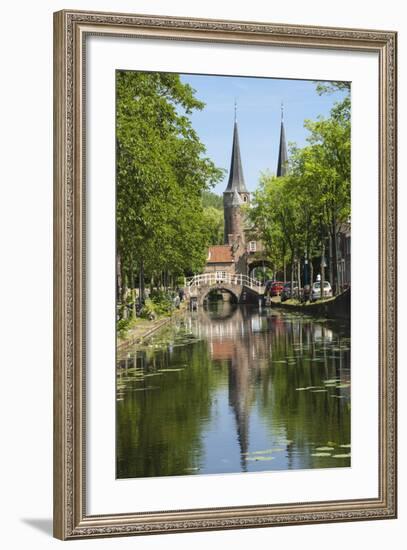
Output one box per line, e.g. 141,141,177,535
223,108,250,246
228,353,252,472
277,102,288,177
192,306,283,472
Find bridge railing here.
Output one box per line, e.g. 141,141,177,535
185,273,265,290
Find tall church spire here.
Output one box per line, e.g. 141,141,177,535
225,118,248,193
223,111,250,245
277,102,288,177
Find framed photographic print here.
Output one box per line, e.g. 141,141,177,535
53,9,397,540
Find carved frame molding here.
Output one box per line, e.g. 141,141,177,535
53,10,397,540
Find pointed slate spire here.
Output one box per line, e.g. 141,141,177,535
277,102,288,177
225,116,248,193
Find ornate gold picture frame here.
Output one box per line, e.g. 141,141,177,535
53,9,397,540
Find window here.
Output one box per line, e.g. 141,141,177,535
249,241,256,252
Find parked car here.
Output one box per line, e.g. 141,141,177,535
310,281,333,301
281,282,299,302
264,280,285,296
270,281,285,296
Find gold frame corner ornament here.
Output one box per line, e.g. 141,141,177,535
53,9,397,540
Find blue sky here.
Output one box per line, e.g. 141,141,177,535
180,74,348,195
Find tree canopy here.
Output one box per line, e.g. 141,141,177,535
249,84,350,291
116,71,224,300
201,191,224,245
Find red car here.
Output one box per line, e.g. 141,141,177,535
270,281,285,296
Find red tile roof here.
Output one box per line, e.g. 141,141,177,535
207,245,234,264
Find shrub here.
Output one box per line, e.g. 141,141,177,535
117,317,133,339
140,290,173,319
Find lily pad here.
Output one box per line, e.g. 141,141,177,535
332,453,351,458
244,448,284,456
246,456,275,462
311,452,331,457
158,368,185,372
316,446,335,451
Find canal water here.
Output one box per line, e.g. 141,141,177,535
116,303,351,479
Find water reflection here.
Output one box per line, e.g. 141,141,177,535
116,303,350,478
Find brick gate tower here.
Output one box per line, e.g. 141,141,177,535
223,114,250,247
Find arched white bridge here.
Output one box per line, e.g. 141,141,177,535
184,273,265,306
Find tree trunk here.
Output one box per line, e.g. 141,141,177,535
132,289,137,318
328,234,333,290
320,242,325,300
331,224,339,295
297,257,302,290
310,260,314,287
122,303,128,320
139,259,145,306
290,254,295,297
283,259,286,283
116,253,122,303
121,271,128,304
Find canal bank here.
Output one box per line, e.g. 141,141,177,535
117,302,188,353
271,288,350,319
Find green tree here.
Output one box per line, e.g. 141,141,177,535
201,190,223,210
116,71,223,310
250,86,350,296
251,173,310,290
202,206,224,245
249,173,290,281
300,92,350,292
